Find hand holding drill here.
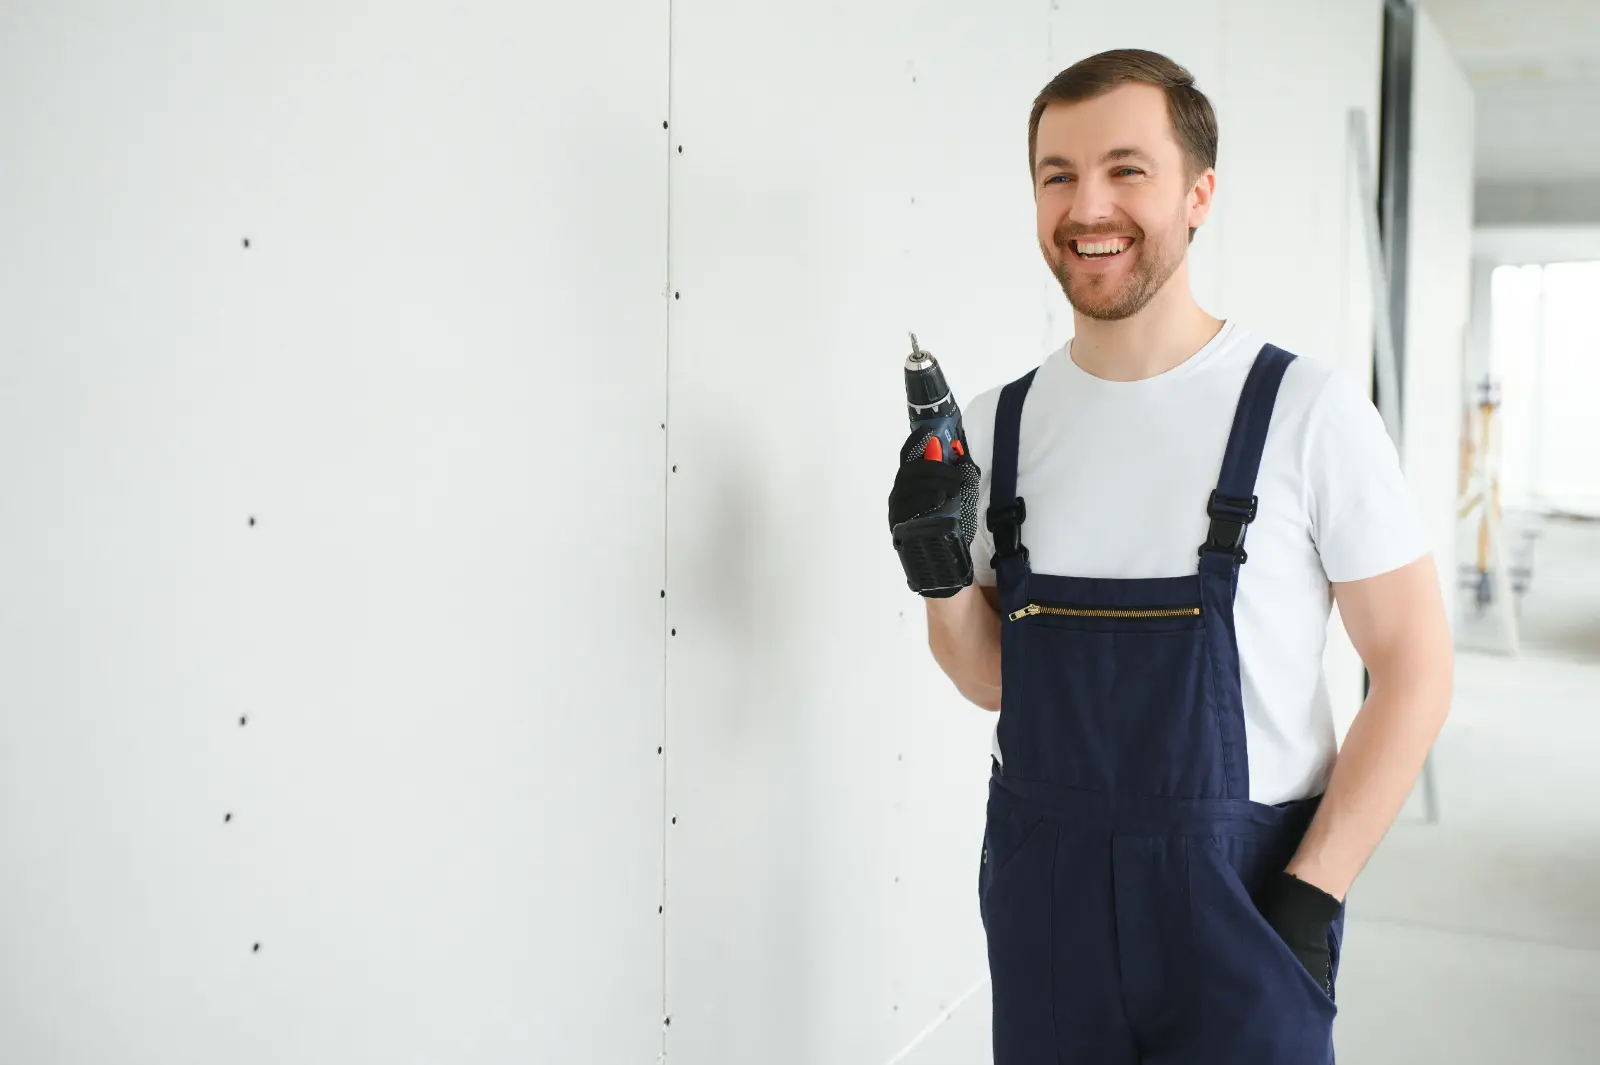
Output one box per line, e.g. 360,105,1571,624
887,334,982,598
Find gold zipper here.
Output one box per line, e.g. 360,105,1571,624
1007,604,1202,622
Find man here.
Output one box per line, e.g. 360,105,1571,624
886,49,1453,1063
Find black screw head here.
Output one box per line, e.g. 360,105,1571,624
224,813,232,822
252,943,260,952
239,715,247,726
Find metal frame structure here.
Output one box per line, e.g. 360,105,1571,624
1377,0,1416,427
1355,0,1443,824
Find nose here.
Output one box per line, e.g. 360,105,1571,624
1067,171,1116,228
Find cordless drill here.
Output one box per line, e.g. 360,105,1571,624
891,332,977,596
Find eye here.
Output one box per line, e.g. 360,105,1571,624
1045,174,1072,185
1115,167,1142,177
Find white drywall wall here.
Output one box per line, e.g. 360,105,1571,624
1405,7,1477,632
0,3,1401,1064
0,4,670,1063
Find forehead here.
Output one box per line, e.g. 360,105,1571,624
1034,83,1178,166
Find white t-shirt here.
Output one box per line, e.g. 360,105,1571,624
963,319,1429,805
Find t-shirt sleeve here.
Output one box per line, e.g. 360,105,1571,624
963,386,1003,587
1304,366,1432,583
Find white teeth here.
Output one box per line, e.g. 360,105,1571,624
1075,238,1131,257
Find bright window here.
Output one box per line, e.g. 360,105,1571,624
1488,261,1600,511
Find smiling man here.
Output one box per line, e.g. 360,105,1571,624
885,48,1454,1064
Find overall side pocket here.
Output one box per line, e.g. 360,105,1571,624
978,798,1058,1065
979,794,1048,912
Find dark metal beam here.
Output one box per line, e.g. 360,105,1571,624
1376,0,1415,420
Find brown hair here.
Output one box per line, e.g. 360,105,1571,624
1027,48,1218,240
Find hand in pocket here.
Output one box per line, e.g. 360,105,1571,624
1256,870,1343,996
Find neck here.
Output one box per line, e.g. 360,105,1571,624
1068,262,1224,382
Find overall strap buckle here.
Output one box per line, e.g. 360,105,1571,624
1200,490,1256,562
986,497,1028,563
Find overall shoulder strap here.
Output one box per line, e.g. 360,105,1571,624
985,367,1037,569
1201,344,1296,564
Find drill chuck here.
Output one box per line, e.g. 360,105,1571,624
904,332,956,420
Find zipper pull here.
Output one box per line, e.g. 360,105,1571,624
1007,604,1039,621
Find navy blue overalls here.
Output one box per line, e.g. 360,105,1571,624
977,344,1345,1064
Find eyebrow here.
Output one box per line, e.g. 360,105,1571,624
1035,147,1155,175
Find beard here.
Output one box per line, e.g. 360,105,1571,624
1046,208,1188,321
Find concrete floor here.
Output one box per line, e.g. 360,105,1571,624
1335,511,1600,1061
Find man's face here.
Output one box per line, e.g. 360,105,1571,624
1033,83,1212,321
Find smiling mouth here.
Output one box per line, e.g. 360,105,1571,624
1069,237,1134,260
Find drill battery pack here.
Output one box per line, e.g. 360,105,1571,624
891,510,973,598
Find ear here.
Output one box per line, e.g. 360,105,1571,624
1187,168,1216,229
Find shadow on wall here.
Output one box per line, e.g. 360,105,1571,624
674,405,831,1054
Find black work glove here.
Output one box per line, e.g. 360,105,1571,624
1258,870,1343,996
887,427,982,596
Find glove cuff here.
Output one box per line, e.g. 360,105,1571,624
1261,870,1343,930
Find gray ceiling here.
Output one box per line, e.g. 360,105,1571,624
1421,0,1600,187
